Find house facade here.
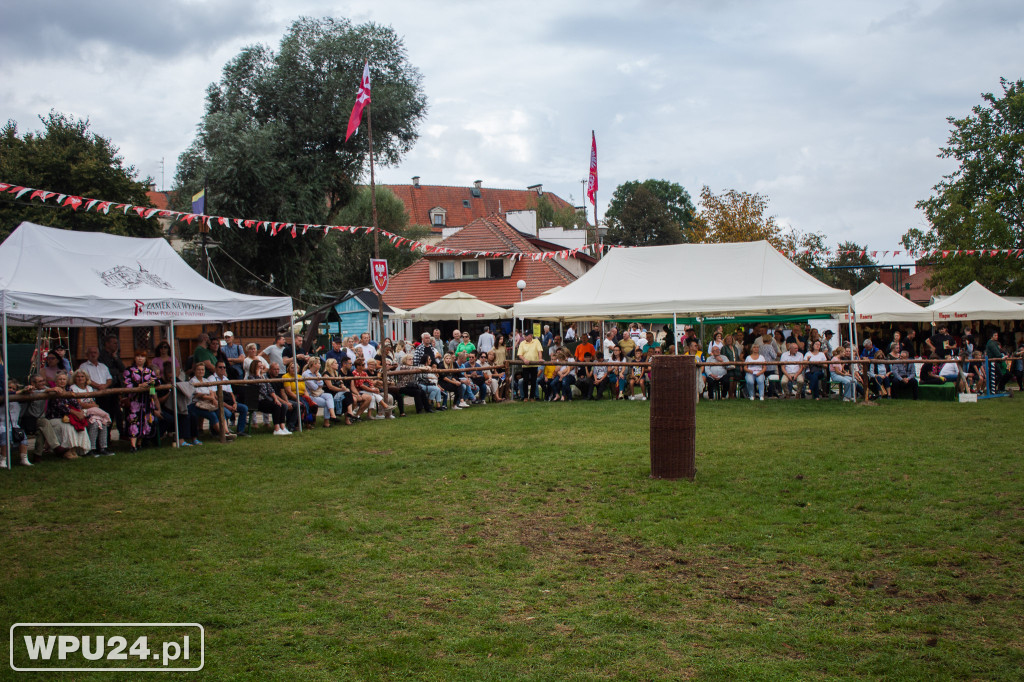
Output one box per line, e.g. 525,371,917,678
382,179,583,243
383,214,593,313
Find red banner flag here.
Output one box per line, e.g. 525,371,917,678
345,62,372,142
586,131,598,205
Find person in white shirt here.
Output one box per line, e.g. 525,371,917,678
707,331,725,357
744,346,767,401
779,341,806,398
602,330,617,361
355,332,377,365
477,326,495,354
215,361,249,436
78,346,113,390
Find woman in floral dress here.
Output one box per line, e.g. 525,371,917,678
123,351,159,452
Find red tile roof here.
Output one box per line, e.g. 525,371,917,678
382,183,578,232
146,190,175,210
383,215,579,309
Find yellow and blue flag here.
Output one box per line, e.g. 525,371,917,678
191,188,205,214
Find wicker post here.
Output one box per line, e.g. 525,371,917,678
649,354,696,481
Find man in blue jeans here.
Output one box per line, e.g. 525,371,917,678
215,362,249,436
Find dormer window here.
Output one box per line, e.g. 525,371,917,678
429,207,447,226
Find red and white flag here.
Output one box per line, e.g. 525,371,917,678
586,131,598,205
345,62,372,141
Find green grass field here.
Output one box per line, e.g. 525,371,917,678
3,397,1023,680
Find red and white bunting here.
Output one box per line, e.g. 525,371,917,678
5,180,1024,263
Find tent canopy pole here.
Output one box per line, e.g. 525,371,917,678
169,320,180,446
3,304,11,470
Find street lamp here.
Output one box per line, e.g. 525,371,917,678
514,279,527,402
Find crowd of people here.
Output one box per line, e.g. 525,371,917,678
510,320,1024,403
3,319,1023,467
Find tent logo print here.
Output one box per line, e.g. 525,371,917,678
134,300,145,315
98,263,173,291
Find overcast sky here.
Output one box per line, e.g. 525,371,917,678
3,0,1023,261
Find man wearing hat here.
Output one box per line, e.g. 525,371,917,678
222,331,245,380
824,329,838,354
516,329,544,401
325,336,348,368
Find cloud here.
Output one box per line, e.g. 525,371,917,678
0,0,276,62
4,0,1024,257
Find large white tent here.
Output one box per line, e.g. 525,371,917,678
925,280,1024,322
0,222,292,326
513,241,853,320
838,282,932,323
1,223,296,461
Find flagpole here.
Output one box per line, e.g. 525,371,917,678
200,178,210,280
589,130,601,261
366,75,388,399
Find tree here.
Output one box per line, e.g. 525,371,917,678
907,77,1024,295
780,229,831,278
824,241,879,293
603,185,683,246
691,186,784,249
605,179,695,242
533,195,587,231
321,187,427,294
0,111,157,241
173,16,428,298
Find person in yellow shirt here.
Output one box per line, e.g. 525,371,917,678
517,329,544,401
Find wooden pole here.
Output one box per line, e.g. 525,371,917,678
200,178,210,280
367,75,388,395
216,384,226,444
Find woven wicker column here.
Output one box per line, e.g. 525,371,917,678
649,354,696,480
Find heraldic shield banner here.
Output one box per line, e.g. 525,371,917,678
370,258,389,295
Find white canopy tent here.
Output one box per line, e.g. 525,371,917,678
0,222,292,326
925,280,1024,322
838,282,932,323
513,241,853,320
399,291,511,322
1,222,296,461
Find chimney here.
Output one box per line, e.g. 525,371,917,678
527,183,543,195
473,179,482,189
411,176,420,187
148,182,156,192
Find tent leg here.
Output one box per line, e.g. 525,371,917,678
291,324,302,434
3,307,11,470
511,315,516,403
169,321,180,447
848,307,862,403
673,313,678,355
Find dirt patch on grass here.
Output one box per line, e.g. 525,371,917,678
460,500,1012,621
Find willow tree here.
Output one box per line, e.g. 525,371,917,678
173,16,427,298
